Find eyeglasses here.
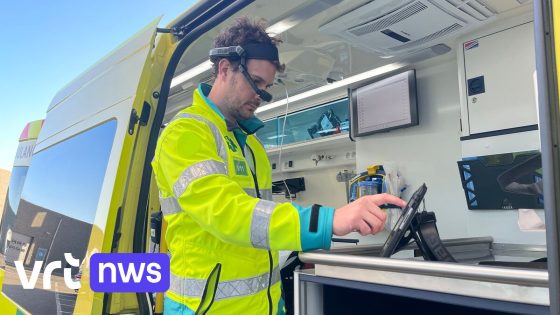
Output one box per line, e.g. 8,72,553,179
238,64,273,102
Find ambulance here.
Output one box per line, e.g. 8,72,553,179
0,120,43,265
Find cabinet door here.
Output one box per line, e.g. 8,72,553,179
463,22,538,135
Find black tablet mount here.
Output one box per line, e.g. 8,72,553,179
393,210,456,262
380,183,456,262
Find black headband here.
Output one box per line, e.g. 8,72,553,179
209,43,279,62
242,43,279,62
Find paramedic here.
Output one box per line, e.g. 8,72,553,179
152,17,406,314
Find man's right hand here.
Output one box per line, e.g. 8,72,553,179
332,193,407,236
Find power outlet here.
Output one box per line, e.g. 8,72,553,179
284,160,294,169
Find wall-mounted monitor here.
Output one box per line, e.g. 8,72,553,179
349,69,418,138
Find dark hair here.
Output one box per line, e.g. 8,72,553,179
212,16,284,75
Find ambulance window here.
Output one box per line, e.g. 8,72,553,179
258,98,349,148
5,166,28,216
20,119,117,224
0,166,28,252
0,119,117,314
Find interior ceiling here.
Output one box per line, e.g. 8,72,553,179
166,0,531,121
167,0,380,118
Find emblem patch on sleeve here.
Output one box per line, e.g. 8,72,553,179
234,159,248,176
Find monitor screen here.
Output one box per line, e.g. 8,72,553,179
349,69,418,137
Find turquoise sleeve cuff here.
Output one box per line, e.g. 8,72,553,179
292,203,334,251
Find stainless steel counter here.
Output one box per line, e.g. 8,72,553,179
295,237,550,314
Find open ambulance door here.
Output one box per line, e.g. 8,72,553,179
0,17,174,315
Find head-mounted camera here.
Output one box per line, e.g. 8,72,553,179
209,44,279,102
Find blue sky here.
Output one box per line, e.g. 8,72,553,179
0,0,196,171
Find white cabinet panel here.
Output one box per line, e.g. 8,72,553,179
462,22,537,135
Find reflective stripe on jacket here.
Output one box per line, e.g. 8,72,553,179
152,83,334,314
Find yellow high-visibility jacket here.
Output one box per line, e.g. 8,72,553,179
152,83,335,315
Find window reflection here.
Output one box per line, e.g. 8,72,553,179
0,166,28,254
6,167,27,215
21,120,117,224
1,119,117,315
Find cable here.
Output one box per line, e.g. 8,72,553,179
276,79,293,202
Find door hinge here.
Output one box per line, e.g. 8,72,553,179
111,206,123,252
128,102,152,135
128,109,139,135
139,101,151,126
157,26,190,37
